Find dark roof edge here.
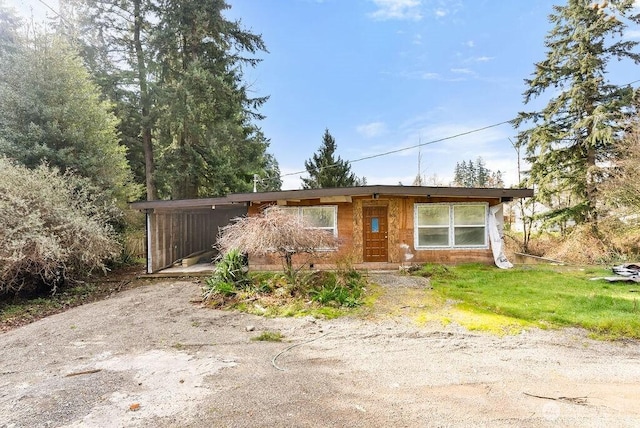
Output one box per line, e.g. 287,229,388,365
129,197,238,210
129,185,534,210
227,185,534,202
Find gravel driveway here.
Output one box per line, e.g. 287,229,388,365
1,275,640,427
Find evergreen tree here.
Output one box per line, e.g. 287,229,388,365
476,157,489,187
0,34,137,201
152,0,270,199
302,129,362,189
513,0,640,226
453,162,463,186
258,154,283,191
73,0,276,199
0,1,19,56
71,0,163,200
488,170,505,188
452,157,503,188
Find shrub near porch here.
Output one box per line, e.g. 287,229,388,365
203,250,367,318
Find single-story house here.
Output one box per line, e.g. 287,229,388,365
130,185,533,274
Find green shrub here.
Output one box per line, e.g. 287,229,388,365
203,249,250,301
203,260,367,314
215,249,250,286
308,270,365,308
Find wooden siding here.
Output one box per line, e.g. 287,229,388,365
247,201,355,267
244,196,499,269
395,196,496,264
147,205,247,273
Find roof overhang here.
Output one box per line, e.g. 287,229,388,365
129,185,534,210
227,185,534,204
129,197,241,211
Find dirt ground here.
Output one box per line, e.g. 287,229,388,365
1,273,640,428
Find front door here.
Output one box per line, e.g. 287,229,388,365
363,206,388,262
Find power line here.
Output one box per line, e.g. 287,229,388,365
278,119,513,179
35,0,72,27
275,77,640,184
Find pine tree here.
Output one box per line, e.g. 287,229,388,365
0,1,19,56
73,0,275,200
513,0,640,227
453,161,463,186
0,34,137,201
302,129,361,189
255,154,283,192
452,157,503,188
475,157,489,187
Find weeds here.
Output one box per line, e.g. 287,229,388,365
203,262,367,317
307,270,364,308
251,331,284,342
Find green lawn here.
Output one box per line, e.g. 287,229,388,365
420,263,640,339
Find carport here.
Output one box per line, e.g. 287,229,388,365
130,197,247,274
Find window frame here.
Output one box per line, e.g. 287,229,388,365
414,203,488,250
282,205,338,238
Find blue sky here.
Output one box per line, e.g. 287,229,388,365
223,0,640,189
10,0,640,189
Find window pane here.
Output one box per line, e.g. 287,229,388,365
454,205,485,226
302,207,335,228
454,227,485,246
418,227,449,246
371,217,379,233
417,205,449,226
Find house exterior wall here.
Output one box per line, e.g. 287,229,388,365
244,195,500,269
357,196,497,265
246,200,356,268
146,205,247,273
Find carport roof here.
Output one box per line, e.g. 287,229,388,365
130,185,533,211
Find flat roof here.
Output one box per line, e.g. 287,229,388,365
130,185,534,210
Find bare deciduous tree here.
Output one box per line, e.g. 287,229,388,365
603,125,640,213
217,207,338,280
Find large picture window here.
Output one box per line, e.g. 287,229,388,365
415,203,487,249
282,205,338,237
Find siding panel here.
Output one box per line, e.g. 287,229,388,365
147,205,247,273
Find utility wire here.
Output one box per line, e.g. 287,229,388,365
277,119,513,180
35,0,72,27
270,78,640,185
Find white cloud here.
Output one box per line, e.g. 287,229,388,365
474,56,494,62
451,68,474,75
421,72,441,80
434,8,448,17
368,0,423,21
465,40,475,48
358,121,510,163
624,29,640,40
357,121,387,138
418,122,509,150
397,69,467,82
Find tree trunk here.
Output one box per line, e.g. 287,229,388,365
134,0,157,201
585,145,598,223
284,251,294,282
